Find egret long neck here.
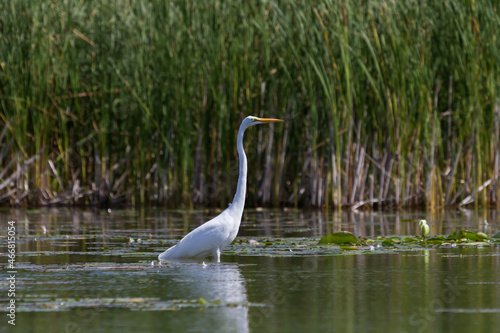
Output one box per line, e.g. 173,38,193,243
231,126,248,213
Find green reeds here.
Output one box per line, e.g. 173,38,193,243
0,0,499,208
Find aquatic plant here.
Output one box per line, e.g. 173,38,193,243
419,220,430,239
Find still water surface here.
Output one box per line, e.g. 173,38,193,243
1,208,499,333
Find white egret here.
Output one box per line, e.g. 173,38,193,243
158,116,283,262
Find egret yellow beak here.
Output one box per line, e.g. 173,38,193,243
255,118,283,123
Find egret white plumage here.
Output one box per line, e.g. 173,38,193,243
158,116,283,262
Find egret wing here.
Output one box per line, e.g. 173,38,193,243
172,212,234,258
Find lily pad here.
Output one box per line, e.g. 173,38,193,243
381,237,402,246
404,237,419,243
318,232,357,245
426,237,445,244
340,246,358,251
475,232,489,241
447,230,489,242
447,230,466,240
492,232,500,239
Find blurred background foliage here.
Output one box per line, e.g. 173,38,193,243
0,0,499,208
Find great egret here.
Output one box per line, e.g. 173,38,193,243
158,116,283,262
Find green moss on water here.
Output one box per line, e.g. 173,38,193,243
13,231,499,266
318,232,358,245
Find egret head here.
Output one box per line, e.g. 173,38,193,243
242,116,283,129
418,219,427,228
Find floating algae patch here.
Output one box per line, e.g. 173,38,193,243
226,237,334,257
12,232,499,261
226,237,395,257
14,297,266,312
224,233,500,257
318,232,357,245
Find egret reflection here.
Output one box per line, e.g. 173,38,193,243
163,262,249,333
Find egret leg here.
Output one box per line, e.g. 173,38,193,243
213,248,221,262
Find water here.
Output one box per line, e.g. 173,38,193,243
1,208,499,333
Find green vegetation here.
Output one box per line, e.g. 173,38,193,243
0,0,499,208
318,231,357,245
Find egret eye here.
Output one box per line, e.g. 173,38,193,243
252,118,258,122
